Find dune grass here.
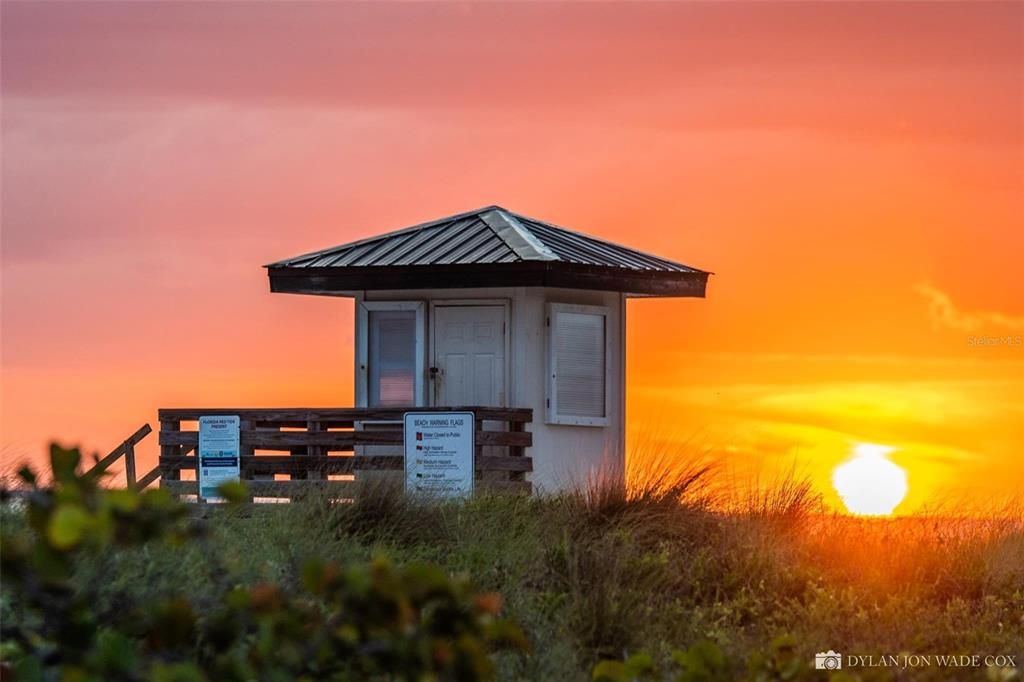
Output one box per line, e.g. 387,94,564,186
5,456,1022,680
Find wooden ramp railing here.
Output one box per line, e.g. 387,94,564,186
157,407,533,499
84,424,152,488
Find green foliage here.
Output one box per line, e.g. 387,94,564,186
593,638,872,682
2,444,192,678
671,640,727,681
3,448,1022,680
592,641,727,682
745,635,806,681
593,651,657,681
0,444,526,680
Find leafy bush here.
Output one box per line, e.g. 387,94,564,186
3,446,1022,680
0,445,526,680
592,637,867,682
592,640,729,681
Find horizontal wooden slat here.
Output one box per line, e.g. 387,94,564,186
159,407,532,423
478,480,532,494
477,456,533,472
476,431,532,447
251,420,367,430
161,455,399,474
161,479,357,499
163,478,531,498
159,454,532,474
159,431,402,448
160,429,530,449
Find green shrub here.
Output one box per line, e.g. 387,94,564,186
0,445,526,681
3,446,1022,680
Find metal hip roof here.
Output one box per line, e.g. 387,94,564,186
267,205,709,297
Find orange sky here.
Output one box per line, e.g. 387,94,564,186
2,2,1022,513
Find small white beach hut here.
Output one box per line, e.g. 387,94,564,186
267,206,709,492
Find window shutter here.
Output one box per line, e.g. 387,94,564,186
548,304,609,425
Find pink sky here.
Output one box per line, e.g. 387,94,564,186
2,2,1022,511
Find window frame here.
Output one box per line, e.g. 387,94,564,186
546,302,611,427
356,301,426,408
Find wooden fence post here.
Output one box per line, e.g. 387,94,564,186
306,418,323,481
160,419,181,481
124,440,137,488
239,418,255,501
509,420,525,483
474,415,485,485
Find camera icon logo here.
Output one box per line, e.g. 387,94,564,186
815,651,842,670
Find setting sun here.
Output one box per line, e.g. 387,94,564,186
832,444,909,516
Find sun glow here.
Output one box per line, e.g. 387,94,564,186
832,443,908,516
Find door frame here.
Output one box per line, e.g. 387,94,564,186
428,299,511,408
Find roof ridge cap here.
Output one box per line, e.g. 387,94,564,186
478,208,559,262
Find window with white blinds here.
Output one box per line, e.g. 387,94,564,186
357,301,425,408
368,310,417,407
547,303,610,426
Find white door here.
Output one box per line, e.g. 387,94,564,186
432,305,506,407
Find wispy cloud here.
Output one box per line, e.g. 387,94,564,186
914,283,1024,332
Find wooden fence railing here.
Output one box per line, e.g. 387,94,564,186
0,425,153,500
157,407,533,499
84,424,152,488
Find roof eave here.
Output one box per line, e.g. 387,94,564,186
267,262,708,298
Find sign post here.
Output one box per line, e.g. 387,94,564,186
198,415,241,501
403,412,474,498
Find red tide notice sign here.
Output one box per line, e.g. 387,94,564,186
198,415,240,501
